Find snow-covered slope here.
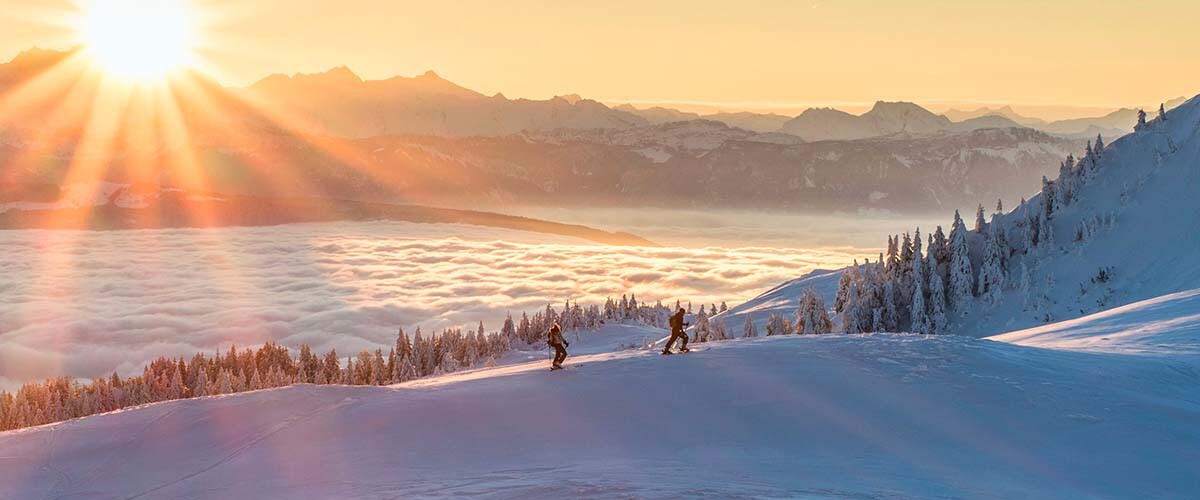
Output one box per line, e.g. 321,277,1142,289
713,269,842,328
989,288,1200,355
2,305,1198,499
771,94,1200,339
952,94,1200,337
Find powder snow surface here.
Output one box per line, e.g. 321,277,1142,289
1,293,1198,499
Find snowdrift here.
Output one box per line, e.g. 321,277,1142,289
989,288,1200,355
2,306,1198,499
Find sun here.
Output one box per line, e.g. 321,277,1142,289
78,0,196,82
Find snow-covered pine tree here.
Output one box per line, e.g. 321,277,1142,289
931,226,949,268
398,353,417,382
843,282,863,334
322,349,340,384
910,232,930,334
1018,261,1032,311
948,210,974,312
742,315,758,338
695,309,710,342
796,287,832,334
1136,109,1147,130
1038,208,1054,248
169,367,186,399
900,235,913,271
882,280,899,331
927,247,947,334
372,349,386,385
234,368,247,392
886,235,900,275
834,263,855,313
1158,103,1167,121
977,223,1006,304
975,204,987,233
711,318,727,341
501,312,515,340
518,312,531,344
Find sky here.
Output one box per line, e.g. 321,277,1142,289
1,0,1198,116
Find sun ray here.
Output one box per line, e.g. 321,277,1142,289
162,75,336,212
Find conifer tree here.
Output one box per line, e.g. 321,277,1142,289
694,309,710,342
711,319,728,341
742,315,758,338
796,287,833,334
322,350,340,384
927,248,947,334
1018,261,1033,311
910,232,930,334
948,210,975,311
977,224,1006,304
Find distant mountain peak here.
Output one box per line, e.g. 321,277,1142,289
556,94,584,105
318,66,363,83
866,100,934,116
799,107,854,117
252,66,363,88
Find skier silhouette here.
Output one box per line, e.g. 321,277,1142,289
548,322,569,370
662,308,690,354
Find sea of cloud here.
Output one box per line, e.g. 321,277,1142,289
0,221,875,389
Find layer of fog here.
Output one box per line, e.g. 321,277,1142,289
0,220,878,389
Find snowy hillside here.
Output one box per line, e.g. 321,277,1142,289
951,95,1200,336
791,94,1200,339
713,269,842,329
2,303,1198,499
989,288,1200,355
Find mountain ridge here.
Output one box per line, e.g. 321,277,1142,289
0,48,1180,142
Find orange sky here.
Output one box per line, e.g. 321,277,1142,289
2,0,1197,116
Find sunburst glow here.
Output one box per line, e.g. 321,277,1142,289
79,0,196,82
